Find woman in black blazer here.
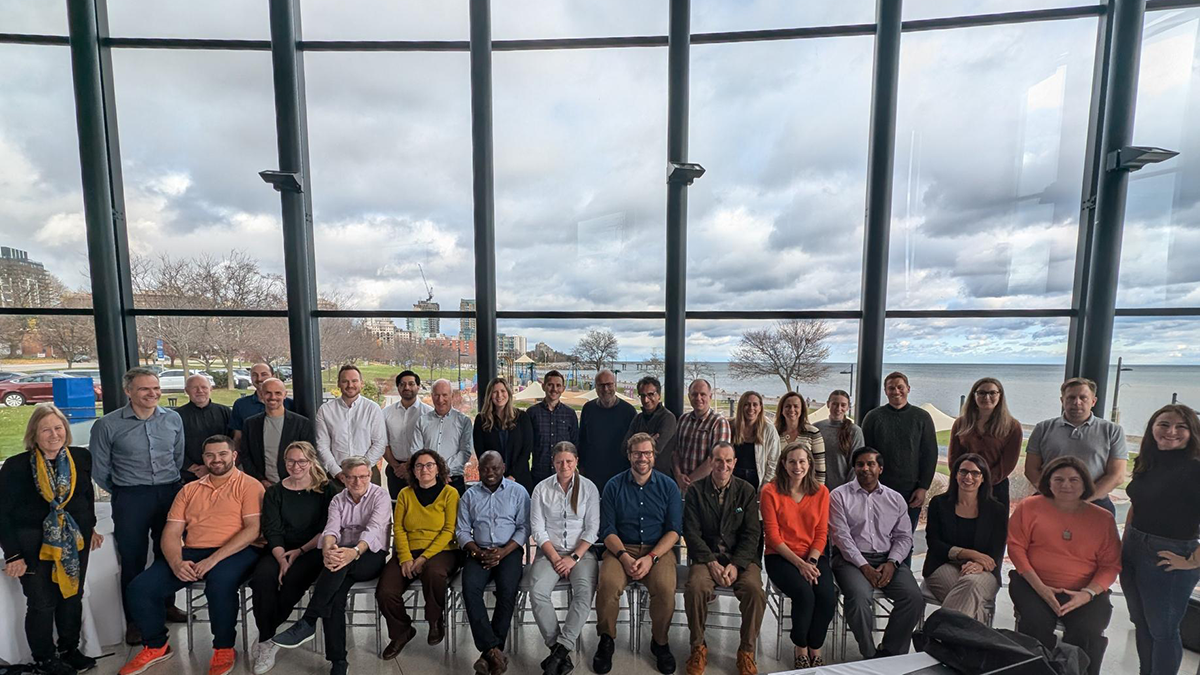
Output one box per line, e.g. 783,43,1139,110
0,404,102,674
473,377,534,491
922,452,1008,623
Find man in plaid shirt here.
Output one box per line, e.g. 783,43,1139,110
526,370,579,484
673,379,731,493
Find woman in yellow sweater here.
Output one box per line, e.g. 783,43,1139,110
375,449,462,659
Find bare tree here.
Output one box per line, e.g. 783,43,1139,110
643,348,665,380
393,339,420,368
419,341,456,381
572,328,619,373
685,360,715,385
36,314,95,368
730,319,832,392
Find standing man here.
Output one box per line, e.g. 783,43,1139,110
674,379,731,493
456,451,531,675
176,373,231,483
382,370,431,498
1023,377,1127,516
315,365,387,485
411,379,474,493
527,370,578,485
579,369,638,493
829,447,925,659
860,372,937,530
229,363,293,447
624,375,678,475
682,441,766,675
594,433,682,675
89,367,188,645
240,378,315,487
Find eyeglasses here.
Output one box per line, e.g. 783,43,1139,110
974,390,1001,398
285,459,311,467
414,462,437,471
629,451,655,459
957,469,984,479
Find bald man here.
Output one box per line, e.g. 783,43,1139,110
229,363,294,446
411,379,474,494
176,374,231,482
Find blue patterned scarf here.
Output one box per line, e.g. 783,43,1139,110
31,448,84,598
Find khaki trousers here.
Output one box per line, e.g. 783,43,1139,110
683,563,766,652
595,545,677,645
923,561,999,624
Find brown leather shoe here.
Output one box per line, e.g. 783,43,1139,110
736,649,757,675
472,655,489,675
165,605,190,623
381,626,417,659
686,644,708,675
427,620,445,645
124,623,142,646
485,647,508,675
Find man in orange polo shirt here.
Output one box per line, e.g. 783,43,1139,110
118,435,265,675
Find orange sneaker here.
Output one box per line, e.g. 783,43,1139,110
209,648,237,675
118,644,173,675
736,649,758,675
686,644,708,675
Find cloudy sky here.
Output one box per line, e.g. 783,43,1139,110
0,1,1197,366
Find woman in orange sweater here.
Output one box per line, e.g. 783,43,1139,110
1007,456,1121,675
760,442,834,669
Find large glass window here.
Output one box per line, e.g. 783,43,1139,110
0,3,67,35
493,48,668,311
1116,8,1200,308
305,52,474,310
106,0,269,39
299,0,468,41
889,19,1097,310
110,49,284,309
492,0,667,40
692,1,874,34
904,0,1100,21
1108,317,1200,436
689,36,872,310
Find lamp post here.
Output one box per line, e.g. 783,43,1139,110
840,364,854,400
1110,356,1133,423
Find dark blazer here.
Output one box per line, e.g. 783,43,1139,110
240,410,315,481
923,492,1008,582
473,410,534,492
0,447,97,566
683,475,761,570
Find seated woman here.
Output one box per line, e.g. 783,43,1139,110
813,390,864,491
473,377,534,492
375,449,462,657
760,443,835,669
774,391,826,484
1008,456,1121,675
0,404,102,675
923,452,1007,623
729,390,780,489
249,441,334,674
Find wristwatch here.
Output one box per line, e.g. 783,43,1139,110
570,552,580,562
650,553,661,565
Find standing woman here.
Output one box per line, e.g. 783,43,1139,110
813,390,864,491
775,391,826,484
1122,404,1200,675
249,441,334,674
760,443,835,668
729,391,781,489
948,378,1022,510
0,404,102,675
474,377,534,492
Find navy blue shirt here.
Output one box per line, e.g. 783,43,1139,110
600,469,682,546
228,393,294,433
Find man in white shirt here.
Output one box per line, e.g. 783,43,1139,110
315,365,386,485
382,370,432,498
410,379,474,493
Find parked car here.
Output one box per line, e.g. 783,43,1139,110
158,369,215,391
0,374,102,407
232,369,252,389
275,365,292,381
0,371,22,382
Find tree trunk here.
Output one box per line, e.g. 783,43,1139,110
225,354,236,390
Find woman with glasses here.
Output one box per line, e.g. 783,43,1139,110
948,378,1022,510
474,377,535,492
249,441,334,674
922,453,1007,623
375,449,462,658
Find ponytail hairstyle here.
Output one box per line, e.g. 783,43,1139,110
827,389,856,459
552,441,582,513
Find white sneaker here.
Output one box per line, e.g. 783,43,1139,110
253,642,280,674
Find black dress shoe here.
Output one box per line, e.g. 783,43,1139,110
542,643,569,674
58,648,97,672
124,624,142,646
381,626,417,659
329,661,348,675
165,605,190,623
650,641,676,674
33,657,75,675
592,634,615,674
427,620,445,645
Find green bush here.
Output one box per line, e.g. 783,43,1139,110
211,370,229,388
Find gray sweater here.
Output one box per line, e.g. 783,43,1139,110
814,418,864,492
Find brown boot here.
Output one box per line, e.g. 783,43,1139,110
686,644,707,675
485,647,508,675
736,649,757,675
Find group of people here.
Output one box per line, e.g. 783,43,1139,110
1,364,1198,675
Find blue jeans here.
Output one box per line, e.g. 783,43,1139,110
462,551,523,653
1121,527,1200,675
127,546,260,649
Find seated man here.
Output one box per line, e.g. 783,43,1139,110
118,435,264,675
595,432,682,675
829,447,925,659
272,457,391,675
456,451,531,675
682,441,766,675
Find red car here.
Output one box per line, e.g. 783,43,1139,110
0,374,103,407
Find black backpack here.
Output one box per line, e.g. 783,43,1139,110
915,608,1089,675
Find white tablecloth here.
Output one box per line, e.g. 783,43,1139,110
770,651,943,674
0,502,125,665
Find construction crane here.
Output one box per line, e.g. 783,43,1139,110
418,263,434,304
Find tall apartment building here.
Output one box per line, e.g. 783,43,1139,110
0,247,54,307
459,298,476,342
406,300,440,338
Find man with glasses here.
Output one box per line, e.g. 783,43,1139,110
579,369,638,493
411,379,473,493
674,379,731,494
624,375,678,475
1024,377,1127,516
240,378,315,488
527,370,578,485
861,371,938,531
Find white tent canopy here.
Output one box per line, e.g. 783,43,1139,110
919,402,958,432
513,381,545,401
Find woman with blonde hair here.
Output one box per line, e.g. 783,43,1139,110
729,390,780,488
249,441,334,674
473,377,534,491
948,377,1022,510
0,404,103,675
774,391,826,484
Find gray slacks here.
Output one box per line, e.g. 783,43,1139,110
832,551,925,658
923,562,999,624
524,552,598,651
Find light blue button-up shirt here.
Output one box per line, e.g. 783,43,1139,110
90,404,186,492
456,479,531,549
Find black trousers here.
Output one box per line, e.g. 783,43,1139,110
1009,572,1112,675
449,475,467,495
111,483,180,615
385,468,409,500
302,550,387,663
992,478,1010,513
764,554,836,649
462,552,522,653
19,553,90,661
250,549,324,641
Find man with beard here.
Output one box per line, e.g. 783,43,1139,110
241,378,315,487
527,370,578,485
118,436,265,675
315,365,386,486
382,369,432,497
229,363,294,447
578,369,638,491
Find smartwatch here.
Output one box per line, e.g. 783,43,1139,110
570,552,580,562
651,553,661,565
